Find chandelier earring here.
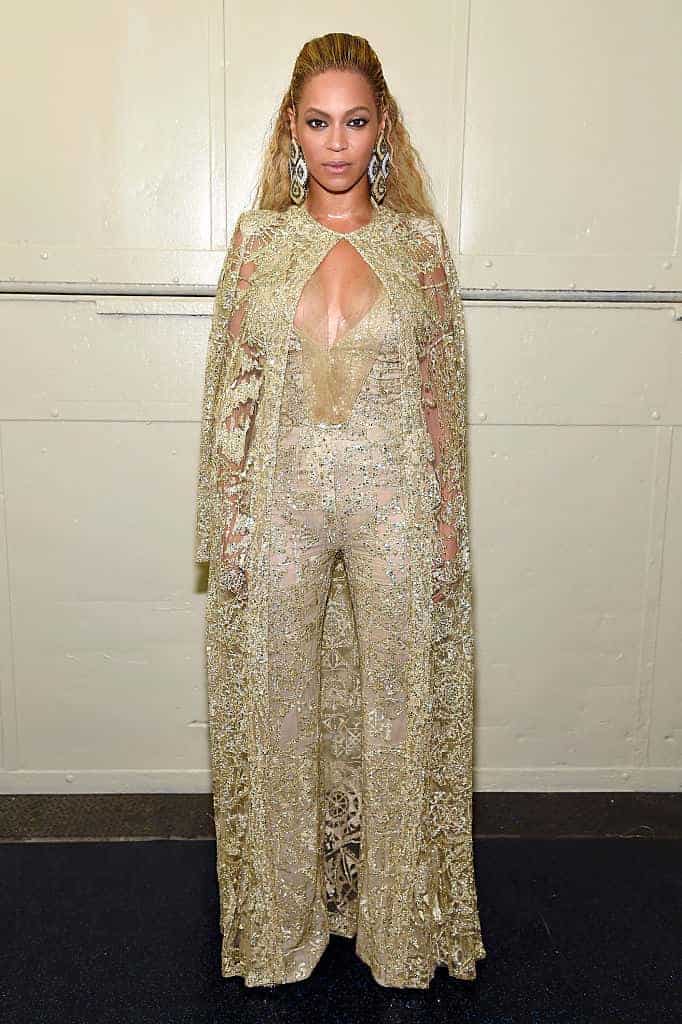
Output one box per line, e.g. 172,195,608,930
288,137,308,206
368,116,392,207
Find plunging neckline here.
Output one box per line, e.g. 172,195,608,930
292,284,388,353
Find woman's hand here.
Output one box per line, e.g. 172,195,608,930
218,511,252,601
432,516,458,604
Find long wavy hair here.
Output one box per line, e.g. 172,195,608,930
251,32,438,218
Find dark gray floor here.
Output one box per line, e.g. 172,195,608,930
2,838,679,1023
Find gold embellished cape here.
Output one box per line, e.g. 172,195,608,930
195,201,486,987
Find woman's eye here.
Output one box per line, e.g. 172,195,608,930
306,118,369,130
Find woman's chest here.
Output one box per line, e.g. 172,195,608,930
279,299,403,432
244,242,430,353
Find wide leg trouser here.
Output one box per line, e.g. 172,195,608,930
264,424,414,982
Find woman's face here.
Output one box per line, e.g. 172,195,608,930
287,69,385,199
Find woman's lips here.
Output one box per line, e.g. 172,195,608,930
324,162,350,173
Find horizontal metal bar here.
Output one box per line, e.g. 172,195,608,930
466,289,682,303
0,283,681,303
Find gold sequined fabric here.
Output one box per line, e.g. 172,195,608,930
295,285,389,424
195,201,486,988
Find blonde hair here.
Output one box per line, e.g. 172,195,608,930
251,32,438,218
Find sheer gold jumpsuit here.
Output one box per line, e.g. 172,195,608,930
195,203,486,988
268,261,425,980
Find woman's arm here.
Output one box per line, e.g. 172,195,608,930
416,218,473,599
195,213,264,596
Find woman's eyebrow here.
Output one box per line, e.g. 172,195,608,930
302,105,371,117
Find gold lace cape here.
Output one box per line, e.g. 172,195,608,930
194,201,485,986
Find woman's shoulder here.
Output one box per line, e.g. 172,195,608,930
404,210,444,249
232,207,288,239
385,210,447,274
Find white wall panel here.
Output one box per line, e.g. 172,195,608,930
2,2,215,250
649,428,682,768
0,296,211,422
470,302,682,426
463,0,682,259
2,418,208,781
1,0,226,287
0,428,14,770
474,424,654,766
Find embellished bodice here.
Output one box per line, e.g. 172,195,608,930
278,283,404,439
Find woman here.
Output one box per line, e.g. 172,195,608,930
195,32,486,989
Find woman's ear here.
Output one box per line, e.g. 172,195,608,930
286,106,297,143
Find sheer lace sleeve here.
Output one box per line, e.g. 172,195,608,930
416,218,473,599
195,213,264,598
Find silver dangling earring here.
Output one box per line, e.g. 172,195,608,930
368,121,391,207
288,137,308,205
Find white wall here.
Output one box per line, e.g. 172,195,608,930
1,0,680,793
